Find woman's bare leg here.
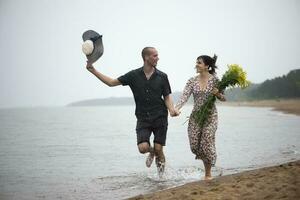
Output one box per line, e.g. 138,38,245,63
203,161,213,180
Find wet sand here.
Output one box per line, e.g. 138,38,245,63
128,161,300,200
128,99,300,200
219,99,300,116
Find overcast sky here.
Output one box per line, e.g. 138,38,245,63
0,0,299,108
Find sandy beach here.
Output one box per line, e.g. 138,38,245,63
219,99,300,116
128,161,300,200
128,99,300,200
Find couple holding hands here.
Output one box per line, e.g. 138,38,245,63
83,31,225,180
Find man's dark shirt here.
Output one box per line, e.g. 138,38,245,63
118,67,171,120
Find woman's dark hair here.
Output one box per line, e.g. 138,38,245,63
197,54,218,74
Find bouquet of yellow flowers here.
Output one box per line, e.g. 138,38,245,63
192,64,250,129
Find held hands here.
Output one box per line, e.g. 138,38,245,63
170,108,181,117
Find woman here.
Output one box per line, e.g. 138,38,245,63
175,54,226,180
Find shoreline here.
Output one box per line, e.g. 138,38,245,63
128,99,300,200
128,160,300,200
218,99,300,116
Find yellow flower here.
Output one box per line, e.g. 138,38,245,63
227,64,250,88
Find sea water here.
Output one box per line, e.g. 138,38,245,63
0,105,299,199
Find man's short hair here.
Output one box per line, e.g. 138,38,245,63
141,47,155,61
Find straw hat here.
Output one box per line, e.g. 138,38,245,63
82,30,104,63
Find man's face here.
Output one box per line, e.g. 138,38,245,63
146,48,159,67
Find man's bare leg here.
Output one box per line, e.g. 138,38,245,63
138,142,150,153
138,142,155,167
154,143,165,177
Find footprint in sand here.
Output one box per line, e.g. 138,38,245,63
259,185,266,190
274,187,281,192
242,192,253,196
199,190,205,195
263,194,274,199
246,182,254,188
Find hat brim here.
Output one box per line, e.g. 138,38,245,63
82,30,104,63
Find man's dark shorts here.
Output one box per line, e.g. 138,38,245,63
136,116,168,146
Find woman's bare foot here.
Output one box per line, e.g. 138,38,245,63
203,162,212,181
204,176,213,181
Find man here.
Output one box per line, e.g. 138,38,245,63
86,47,178,176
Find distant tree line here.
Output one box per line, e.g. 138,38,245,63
225,69,300,101
68,69,300,106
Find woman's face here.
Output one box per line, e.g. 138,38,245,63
195,58,208,73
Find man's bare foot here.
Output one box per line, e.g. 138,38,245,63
155,157,165,178
146,147,155,168
146,152,154,167
156,161,165,178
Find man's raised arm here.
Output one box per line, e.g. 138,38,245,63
86,61,121,87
